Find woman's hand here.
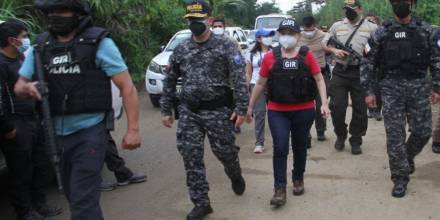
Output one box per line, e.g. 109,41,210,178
320,104,331,119
245,107,253,123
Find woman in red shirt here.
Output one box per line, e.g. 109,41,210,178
246,18,330,207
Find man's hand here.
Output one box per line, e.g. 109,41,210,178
230,112,245,128
162,116,174,128
4,129,16,140
122,130,141,150
365,95,377,108
432,92,440,104
26,82,42,100
332,48,350,58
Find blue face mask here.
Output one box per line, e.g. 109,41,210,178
17,38,31,53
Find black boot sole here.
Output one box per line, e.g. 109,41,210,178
186,207,213,220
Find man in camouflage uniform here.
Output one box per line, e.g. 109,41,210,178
160,1,248,219
361,0,440,198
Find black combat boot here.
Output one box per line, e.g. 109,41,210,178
186,205,213,220
350,137,363,155
231,175,246,195
392,182,407,198
270,187,286,207
317,131,326,141
334,136,346,151
351,145,362,155
432,142,440,154
34,203,62,217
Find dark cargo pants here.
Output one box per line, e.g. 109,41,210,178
0,117,52,216
104,132,133,182
381,78,431,183
329,66,368,145
56,122,107,220
176,106,242,207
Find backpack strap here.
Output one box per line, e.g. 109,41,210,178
273,46,282,61
298,46,309,59
76,27,110,44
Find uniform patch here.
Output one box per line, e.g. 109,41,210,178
233,55,242,65
282,59,298,69
49,52,81,75
364,43,371,54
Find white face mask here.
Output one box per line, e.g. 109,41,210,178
212,27,225,35
279,35,297,49
303,30,317,39
261,37,273,46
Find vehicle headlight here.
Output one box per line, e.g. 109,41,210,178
148,61,163,74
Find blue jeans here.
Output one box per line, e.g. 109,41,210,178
268,109,315,188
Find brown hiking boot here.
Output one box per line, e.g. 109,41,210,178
270,187,286,207
293,180,304,196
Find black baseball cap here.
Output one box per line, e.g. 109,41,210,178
277,18,301,33
184,0,211,19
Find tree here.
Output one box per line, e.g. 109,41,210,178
255,2,281,16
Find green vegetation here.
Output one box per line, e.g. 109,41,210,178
1,0,438,84
290,0,439,26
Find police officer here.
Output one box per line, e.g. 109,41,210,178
0,21,61,220
322,0,377,155
247,18,330,207
14,0,141,219
361,0,440,198
160,1,248,219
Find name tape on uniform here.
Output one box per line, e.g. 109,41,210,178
283,59,298,70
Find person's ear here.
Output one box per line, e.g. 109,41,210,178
7,37,17,47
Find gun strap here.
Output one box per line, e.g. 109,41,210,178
344,18,365,47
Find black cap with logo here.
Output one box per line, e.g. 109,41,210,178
277,18,301,33
184,0,211,19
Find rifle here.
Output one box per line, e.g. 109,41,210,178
327,36,363,71
33,45,63,192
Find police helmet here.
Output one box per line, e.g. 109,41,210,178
34,0,91,15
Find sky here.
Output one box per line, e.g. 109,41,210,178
257,0,302,13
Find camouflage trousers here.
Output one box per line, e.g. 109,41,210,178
381,78,432,184
176,105,242,207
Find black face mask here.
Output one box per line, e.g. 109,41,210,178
345,8,358,21
189,21,207,36
392,1,412,18
48,15,80,36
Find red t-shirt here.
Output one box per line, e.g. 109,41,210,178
259,50,321,112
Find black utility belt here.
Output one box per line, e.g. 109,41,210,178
183,98,233,112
